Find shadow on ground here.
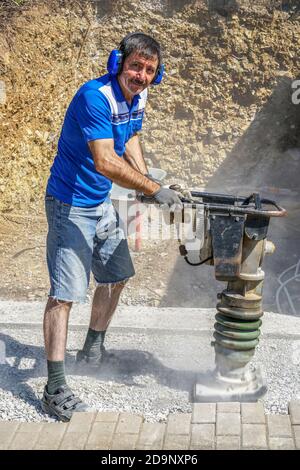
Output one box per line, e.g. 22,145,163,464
0,332,210,415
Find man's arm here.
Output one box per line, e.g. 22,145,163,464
123,133,148,175
88,138,159,196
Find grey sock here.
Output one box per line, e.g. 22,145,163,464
82,328,106,358
47,360,67,395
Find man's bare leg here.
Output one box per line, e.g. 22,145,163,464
43,297,72,394
42,296,89,418
90,281,126,331
77,281,126,362
43,297,72,361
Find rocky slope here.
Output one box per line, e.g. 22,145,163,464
0,0,299,211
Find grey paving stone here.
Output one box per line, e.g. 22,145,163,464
267,415,292,438
116,413,143,434
18,422,43,433
85,422,116,450
68,412,96,433
293,425,300,449
0,422,19,450
192,403,216,424
0,433,16,450
136,422,166,450
289,400,300,425
241,403,265,424
167,413,191,435
34,423,68,450
59,432,89,450
216,412,240,436
190,424,215,450
95,412,119,422
269,438,295,450
110,433,138,450
217,402,240,413
242,424,267,449
0,421,19,433
163,434,190,450
9,432,39,450
9,422,44,450
216,436,240,450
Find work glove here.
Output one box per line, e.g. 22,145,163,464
151,187,183,211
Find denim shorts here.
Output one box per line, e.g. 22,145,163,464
45,195,135,303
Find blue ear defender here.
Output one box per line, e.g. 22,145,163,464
107,49,165,85
152,63,164,85
107,50,123,76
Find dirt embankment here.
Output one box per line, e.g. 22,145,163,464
0,0,299,212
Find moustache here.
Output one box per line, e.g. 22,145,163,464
131,79,145,86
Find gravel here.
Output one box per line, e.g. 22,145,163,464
0,324,299,422
0,327,203,422
253,337,300,415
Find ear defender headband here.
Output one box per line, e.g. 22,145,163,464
107,37,164,86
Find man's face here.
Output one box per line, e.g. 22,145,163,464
118,51,159,99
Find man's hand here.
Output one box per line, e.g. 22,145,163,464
151,187,183,210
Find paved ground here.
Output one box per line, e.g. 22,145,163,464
0,401,300,450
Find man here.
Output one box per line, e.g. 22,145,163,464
42,32,182,421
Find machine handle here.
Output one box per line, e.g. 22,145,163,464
136,191,287,218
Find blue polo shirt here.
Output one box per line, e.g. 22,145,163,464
46,74,148,206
